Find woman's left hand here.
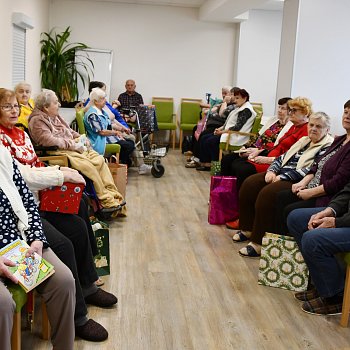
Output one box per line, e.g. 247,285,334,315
26,241,43,258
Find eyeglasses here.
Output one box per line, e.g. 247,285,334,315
0,104,20,111
288,108,302,114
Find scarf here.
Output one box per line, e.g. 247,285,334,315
0,145,29,238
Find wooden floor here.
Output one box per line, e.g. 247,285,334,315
23,150,350,350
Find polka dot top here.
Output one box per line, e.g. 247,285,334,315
0,160,48,250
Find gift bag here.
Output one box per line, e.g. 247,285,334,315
91,218,110,276
258,232,309,292
208,176,238,225
194,118,206,140
210,161,221,176
39,183,85,214
107,157,127,199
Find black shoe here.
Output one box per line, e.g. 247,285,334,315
196,166,210,171
75,319,108,342
85,288,118,308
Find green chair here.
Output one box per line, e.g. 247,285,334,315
152,97,177,149
8,284,50,350
218,102,263,160
75,109,121,159
179,98,202,150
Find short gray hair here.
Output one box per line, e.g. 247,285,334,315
309,111,331,129
14,81,32,93
35,89,57,110
90,87,106,103
222,86,232,92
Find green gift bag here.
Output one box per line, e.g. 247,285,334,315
210,161,221,176
258,232,309,292
91,218,110,276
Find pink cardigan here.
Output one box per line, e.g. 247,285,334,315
28,108,82,151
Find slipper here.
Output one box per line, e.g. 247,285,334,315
232,230,249,243
238,245,261,258
95,277,104,287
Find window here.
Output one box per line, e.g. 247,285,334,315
12,24,26,86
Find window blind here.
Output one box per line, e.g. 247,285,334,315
12,24,26,86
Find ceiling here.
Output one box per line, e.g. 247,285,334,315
67,0,284,11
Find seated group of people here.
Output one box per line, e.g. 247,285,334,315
0,81,146,349
191,90,350,317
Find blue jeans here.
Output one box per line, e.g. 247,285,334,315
287,207,350,298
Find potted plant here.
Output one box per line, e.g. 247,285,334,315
40,26,93,106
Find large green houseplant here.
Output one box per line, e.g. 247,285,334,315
40,26,93,105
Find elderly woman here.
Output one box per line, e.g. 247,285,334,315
185,85,234,166
84,87,135,163
275,99,350,234
221,97,292,176
196,88,257,171
0,145,75,350
27,89,126,213
226,97,311,229
234,112,334,258
14,81,34,132
287,182,350,315
0,88,117,341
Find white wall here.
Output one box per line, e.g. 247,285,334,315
290,0,350,136
49,1,237,113
0,0,49,92
235,9,283,116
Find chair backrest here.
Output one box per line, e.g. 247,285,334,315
251,102,263,134
152,97,175,123
180,98,202,125
75,109,86,135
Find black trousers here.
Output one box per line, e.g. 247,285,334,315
275,189,317,234
193,127,217,158
41,218,89,324
116,139,135,165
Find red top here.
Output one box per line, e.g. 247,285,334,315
249,122,308,173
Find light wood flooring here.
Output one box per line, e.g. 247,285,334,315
23,150,350,350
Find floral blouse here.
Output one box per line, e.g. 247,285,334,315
0,160,48,250
248,120,284,151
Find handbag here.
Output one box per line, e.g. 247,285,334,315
194,118,207,141
208,176,238,225
258,232,309,292
91,217,110,276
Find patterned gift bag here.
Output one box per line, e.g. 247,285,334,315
210,161,221,176
91,218,110,276
258,232,309,292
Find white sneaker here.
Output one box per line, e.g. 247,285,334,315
138,164,152,175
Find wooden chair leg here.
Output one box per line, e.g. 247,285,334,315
340,265,350,326
219,149,223,161
172,130,176,150
11,312,21,350
179,130,183,150
41,300,50,340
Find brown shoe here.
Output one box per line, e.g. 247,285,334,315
75,319,108,342
294,288,319,302
301,296,343,316
85,288,118,308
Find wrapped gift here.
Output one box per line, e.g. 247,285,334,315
39,183,85,214
208,176,238,225
258,232,309,292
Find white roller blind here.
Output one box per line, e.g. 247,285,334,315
12,24,26,86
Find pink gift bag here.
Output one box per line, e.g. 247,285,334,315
208,176,238,225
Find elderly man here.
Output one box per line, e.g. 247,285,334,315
287,180,350,315
117,79,144,110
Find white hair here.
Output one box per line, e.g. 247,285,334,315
14,81,32,92
90,87,106,103
222,86,232,92
35,89,57,110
